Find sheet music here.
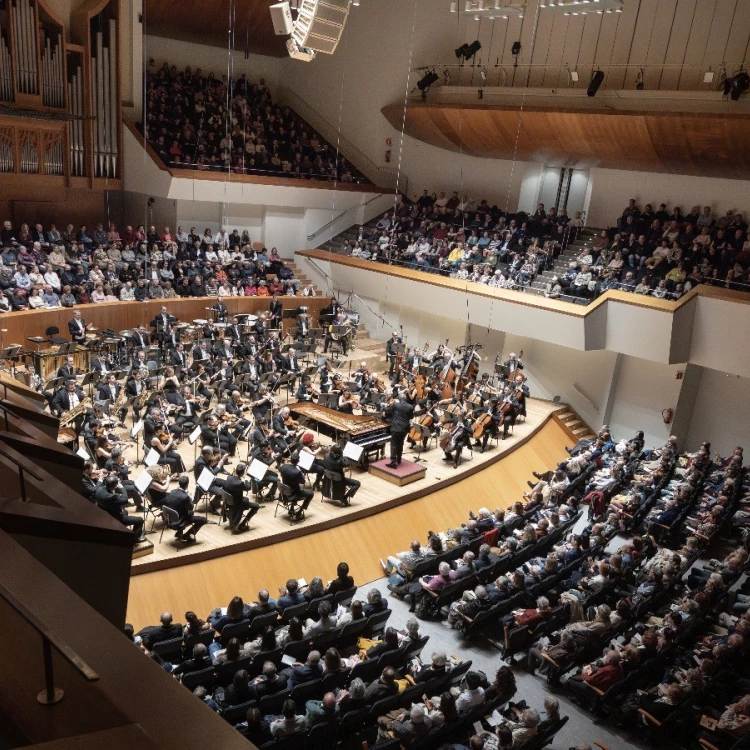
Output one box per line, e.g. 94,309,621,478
188,425,202,445
343,441,364,462
297,450,315,471
131,420,144,439
197,468,216,492
248,458,269,481
145,448,160,467
134,470,153,495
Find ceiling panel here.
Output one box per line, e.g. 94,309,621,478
382,101,750,179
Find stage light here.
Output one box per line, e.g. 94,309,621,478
703,70,714,84
511,40,521,56
569,70,579,82
417,69,439,92
588,69,604,96
729,70,750,101
450,0,458,11
456,40,481,62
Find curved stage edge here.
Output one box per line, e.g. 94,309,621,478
126,407,574,630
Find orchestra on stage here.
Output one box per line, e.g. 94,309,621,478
10,296,531,548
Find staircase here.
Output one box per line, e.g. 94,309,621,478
334,324,388,375
283,257,321,293
524,227,601,303
316,223,366,254
555,405,597,441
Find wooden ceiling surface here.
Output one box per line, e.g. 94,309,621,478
382,103,750,178
144,0,287,58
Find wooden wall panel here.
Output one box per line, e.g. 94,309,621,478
3,295,331,349
386,102,750,179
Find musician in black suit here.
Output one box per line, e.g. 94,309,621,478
242,335,259,358
322,444,359,505
384,393,414,468
279,452,313,519
170,342,189,370
163,475,207,541
269,294,283,329
130,324,150,350
214,338,236,365
500,387,519,439
97,372,121,403
503,352,524,376
81,461,98,502
295,311,310,340
200,414,237,456
90,353,114,375
151,305,176,347
94,475,145,541
385,331,402,377
223,463,260,533
225,317,243,341
191,340,212,368
211,296,228,323
51,380,85,417
192,446,227,511
124,370,146,421
56,355,77,380
68,309,88,344
249,442,280,499
442,414,471,469
280,347,301,390
168,386,200,430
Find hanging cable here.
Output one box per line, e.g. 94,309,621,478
503,1,542,215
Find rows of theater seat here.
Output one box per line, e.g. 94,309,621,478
144,61,366,183
379,428,749,749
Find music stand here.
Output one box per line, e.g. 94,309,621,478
496,364,510,380
81,370,99,397
0,345,22,378
318,392,338,409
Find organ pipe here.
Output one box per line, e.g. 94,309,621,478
42,30,64,107
90,16,118,178
13,0,39,94
0,32,12,101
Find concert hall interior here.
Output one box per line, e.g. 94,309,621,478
2,1,750,749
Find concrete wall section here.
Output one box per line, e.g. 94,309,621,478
685,368,750,457
585,167,750,228
608,355,685,449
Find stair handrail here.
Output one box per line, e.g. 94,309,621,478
307,193,388,243
573,383,600,413
277,87,409,195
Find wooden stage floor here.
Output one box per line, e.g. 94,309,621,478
126,404,574,629
132,398,562,574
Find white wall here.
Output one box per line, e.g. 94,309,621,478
585,167,750,228
685,369,750,456
608,355,684,449
502,333,618,431
281,0,532,209
263,207,305,253
143,35,282,93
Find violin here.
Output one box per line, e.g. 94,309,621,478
284,414,300,429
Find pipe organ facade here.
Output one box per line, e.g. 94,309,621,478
0,0,121,187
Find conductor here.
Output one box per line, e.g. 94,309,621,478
384,392,414,468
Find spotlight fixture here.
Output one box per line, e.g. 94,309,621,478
569,69,579,82
703,70,714,84
587,69,604,96
725,70,750,101
455,40,482,62
416,69,439,99
511,40,521,56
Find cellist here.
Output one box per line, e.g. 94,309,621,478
499,386,520,440
472,397,501,453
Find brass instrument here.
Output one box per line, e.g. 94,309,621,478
60,397,91,427
138,366,150,379
112,388,128,413
329,320,352,342
133,387,150,410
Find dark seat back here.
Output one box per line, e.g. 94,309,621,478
214,655,251,687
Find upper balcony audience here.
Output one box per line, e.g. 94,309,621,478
332,189,750,304
144,61,366,184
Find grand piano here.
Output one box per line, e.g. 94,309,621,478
289,401,390,465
